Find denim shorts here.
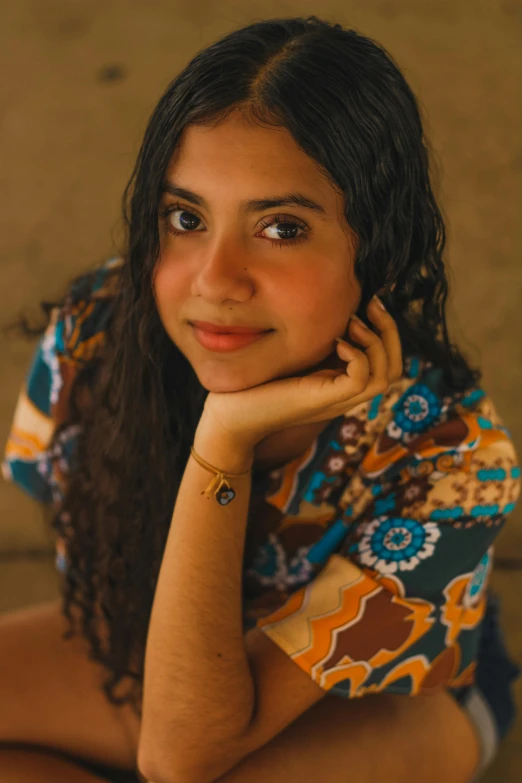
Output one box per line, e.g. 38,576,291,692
449,590,520,781
76,591,519,783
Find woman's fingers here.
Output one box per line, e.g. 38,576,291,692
366,297,404,381
334,336,371,394
326,294,403,420
347,314,389,393
368,297,403,383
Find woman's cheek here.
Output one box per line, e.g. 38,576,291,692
153,260,189,321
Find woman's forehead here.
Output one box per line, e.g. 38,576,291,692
166,117,338,200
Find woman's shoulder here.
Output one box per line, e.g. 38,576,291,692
373,353,515,446
357,353,519,478
1,257,124,504
52,256,123,365
336,352,520,524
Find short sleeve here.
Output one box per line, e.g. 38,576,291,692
255,413,521,698
1,308,65,505
2,258,120,506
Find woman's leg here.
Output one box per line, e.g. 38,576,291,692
213,688,481,783
0,690,480,783
0,745,112,782
0,600,140,774
214,590,520,783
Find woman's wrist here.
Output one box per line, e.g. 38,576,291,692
194,415,256,475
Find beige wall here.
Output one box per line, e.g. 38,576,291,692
1,2,520,780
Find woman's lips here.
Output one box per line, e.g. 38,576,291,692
191,324,274,352
191,320,270,334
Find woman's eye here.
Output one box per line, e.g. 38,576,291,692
162,206,204,233
159,204,309,247
258,217,308,243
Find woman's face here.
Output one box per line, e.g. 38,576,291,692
153,110,361,393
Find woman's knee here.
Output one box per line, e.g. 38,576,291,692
386,689,482,783
0,600,140,772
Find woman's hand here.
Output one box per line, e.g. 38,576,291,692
198,295,403,452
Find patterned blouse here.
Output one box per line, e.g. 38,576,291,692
2,257,521,700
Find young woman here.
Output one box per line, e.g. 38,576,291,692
1,15,520,783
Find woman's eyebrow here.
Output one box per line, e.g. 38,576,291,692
160,181,329,218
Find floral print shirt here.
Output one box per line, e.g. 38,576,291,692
2,257,521,699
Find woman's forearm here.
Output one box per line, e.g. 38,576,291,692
138,420,256,779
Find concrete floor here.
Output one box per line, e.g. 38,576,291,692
1,1,520,780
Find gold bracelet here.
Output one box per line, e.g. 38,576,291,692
190,446,252,505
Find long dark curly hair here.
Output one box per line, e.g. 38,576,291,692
5,16,481,718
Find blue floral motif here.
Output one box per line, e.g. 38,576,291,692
373,493,396,516
393,383,442,434
287,546,316,586
358,516,441,574
249,534,284,580
246,534,315,590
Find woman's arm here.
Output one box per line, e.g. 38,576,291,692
137,419,257,782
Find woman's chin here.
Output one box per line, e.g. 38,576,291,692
195,371,273,394
191,351,336,393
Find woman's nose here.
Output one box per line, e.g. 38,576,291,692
191,243,253,302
